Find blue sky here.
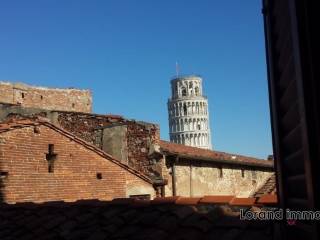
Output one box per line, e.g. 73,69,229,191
0,0,272,159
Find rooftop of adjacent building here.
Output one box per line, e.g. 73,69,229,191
0,195,277,240
0,114,272,170
159,140,274,168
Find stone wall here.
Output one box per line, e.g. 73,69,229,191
0,81,92,113
126,122,160,175
165,160,273,197
0,124,154,203
56,111,127,145
56,113,160,177
101,125,128,164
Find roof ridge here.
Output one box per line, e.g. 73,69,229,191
159,140,267,161
159,140,274,168
0,195,278,207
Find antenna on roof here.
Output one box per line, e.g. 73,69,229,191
176,61,179,77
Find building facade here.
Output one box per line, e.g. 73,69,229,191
0,119,155,203
0,81,275,202
167,75,212,149
0,81,92,113
157,140,274,198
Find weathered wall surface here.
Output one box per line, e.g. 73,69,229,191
0,106,128,146
170,161,273,197
57,112,127,144
55,112,161,177
125,171,155,198
0,103,55,122
126,122,160,176
156,157,171,196
102,125,128,164
0,125,154,203
56,112,161,177
0,83,13,103
0,82,92,113
0,105,162,179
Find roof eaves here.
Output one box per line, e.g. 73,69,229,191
162,150,274,169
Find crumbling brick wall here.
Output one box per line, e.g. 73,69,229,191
0,81,92,113
0,124,154,203
57,113,161,178
126,122,160,177
56,112,127,144
0,104,163,180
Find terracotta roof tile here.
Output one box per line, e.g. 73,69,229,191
171,205,198,219
145,195,276,207
256,194,278,205
152,196,181,204
175,197,201,205
180,214,213,232
111,198,136,205
131,199,151,207
199,195,234,204
0,198,276,240
229,197,256,206
159,140,274,168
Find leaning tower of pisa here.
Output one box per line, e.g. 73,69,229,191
167,75,212,149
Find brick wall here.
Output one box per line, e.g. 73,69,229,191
0,103,164,181
56,112,161,178
0,106,162,179
0,125,154,203
125,171,156,197
0,82,92,113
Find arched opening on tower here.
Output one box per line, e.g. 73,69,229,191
183,104,187,116
181,87,187,96
195,87,199,96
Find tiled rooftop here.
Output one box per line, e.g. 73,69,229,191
159,140,274,168
0,196,277,240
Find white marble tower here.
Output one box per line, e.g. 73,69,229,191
167,75,212,149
